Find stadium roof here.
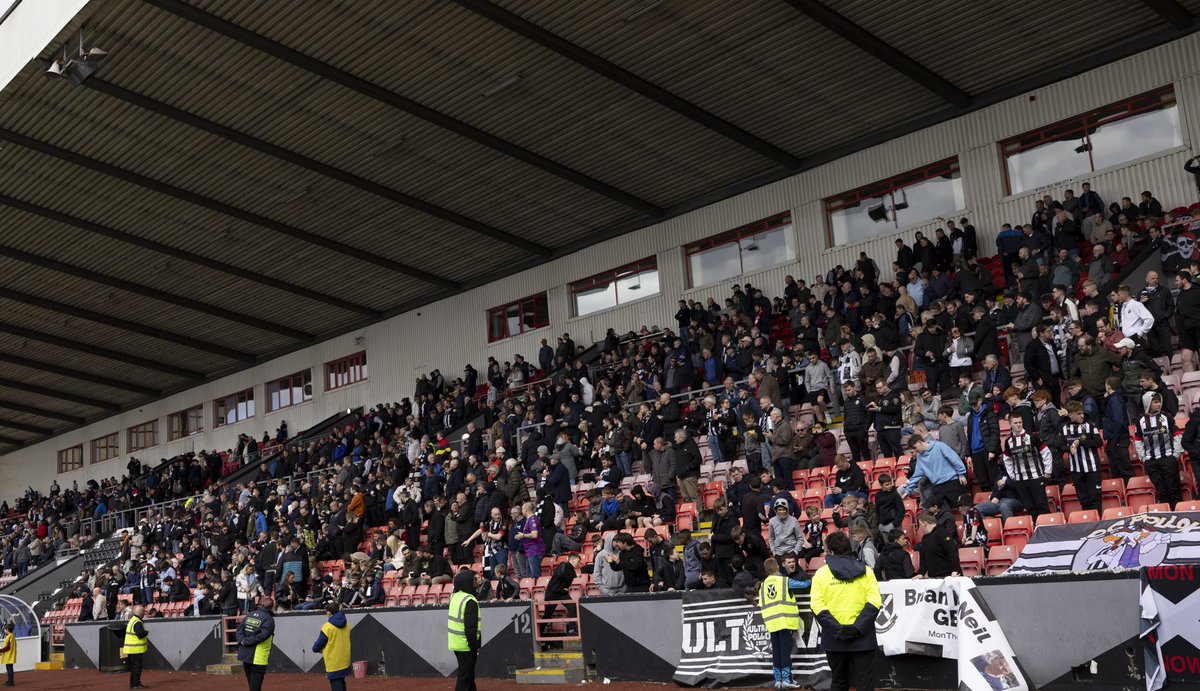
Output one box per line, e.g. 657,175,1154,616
0,0,1196,453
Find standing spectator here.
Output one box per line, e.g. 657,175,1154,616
1001,417,1052,520
514,502,544,579
810,533,881,691
901,436,967,510
672,429,703,506
757,557,811,690
1062,401,1103,512
768,499,804,560
914,511,960,579
1135,392,1182,507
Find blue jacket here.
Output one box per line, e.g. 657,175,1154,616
544,462,571,505
1103,390,1129,444
312,611,351,679
903,441,966,495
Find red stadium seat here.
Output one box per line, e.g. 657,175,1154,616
1102,507,1134,520
1035,512,1066,527
983,517,1002,546
958,548,985,577
1127,477,1157,511
1068,510,1100,524
1002,516,1033,553
1101,479,1126,511
1176,501,1200,512
986,545,1017,575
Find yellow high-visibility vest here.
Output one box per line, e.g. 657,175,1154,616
123,616,147,656
447,591,480,652
759,573,799,633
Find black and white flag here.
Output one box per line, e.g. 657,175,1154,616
1007,512,1200,575
674,589,830,688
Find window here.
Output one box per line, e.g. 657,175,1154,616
825,158,965,246
169,405,203,441
684,213,794,288
1001,87,1182,194
57,445,83,474
127,420,158,452
90,432,120,464
326,351,369,390
487,294,549,342
570,257,660,317
267,370,313,412
214,388,255,427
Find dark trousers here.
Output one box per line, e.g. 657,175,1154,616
1011,478,1050,519
845,431,870,463
971,451,998,492
5,663,12,685
1072,470,1102,511
1106,439,1133,480
1147,457,1181,506
454,650,478,691
128,653,144,688
924,479,964,511
827,650,874,691
877,428,903,458
244,663,266,691
329,676,347,691
773,457,796,490
770,629,793,670
924,363,948,396
541,596,578,634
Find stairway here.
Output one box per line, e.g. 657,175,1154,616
515,641,589,685
206,652,243,675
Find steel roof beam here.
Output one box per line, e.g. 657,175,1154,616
0,244,311,341
0,193,377,317
1140,0,1194,29
0,352,159,397
0,128,460,291
0,434,22,447
0,377,120,411
0,418,52,436
454,0,803,170
84,78,552,257
780,0,972,109
142,0,665,218
0,320,202,379
0,286,255,362
0,399,84,425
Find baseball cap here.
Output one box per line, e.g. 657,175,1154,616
1114,338,1136,350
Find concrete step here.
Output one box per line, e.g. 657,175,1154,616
533,650,585,669
222,653,240,664
515,667,587,685
34,661,63,671
206,662,243,675
49,652,64,662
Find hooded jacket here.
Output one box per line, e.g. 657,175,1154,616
311,610,351,678
593,534,625,595
810,555,881,652
450,570,480,652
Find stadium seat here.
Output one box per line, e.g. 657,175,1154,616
1175,501,1200,512
1146,503,1173,512
1035,512,1066,527
1044,484,1061,513
1101,479,1126,511
1060,484,1081,516
1002,516,1033,552
1127,477,1157,511
983,517,1002,546
959,548,985,577
1068,510,1100,524
1102,507,1134,520
986,545,1018,575
804,556,825,575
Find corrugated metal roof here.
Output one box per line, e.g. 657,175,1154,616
829,0,1168,95
0,0,1190,452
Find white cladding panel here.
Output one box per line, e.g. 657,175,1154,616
3,33,1199,497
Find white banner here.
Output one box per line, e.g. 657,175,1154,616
875,578,1033,691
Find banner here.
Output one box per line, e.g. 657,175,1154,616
876,578,1033,691
1141,565,1200,691
674,589,829,688
1007,512,1200,575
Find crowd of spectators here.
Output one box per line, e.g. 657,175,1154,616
9,171,1200,623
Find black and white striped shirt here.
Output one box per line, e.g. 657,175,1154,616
1062,421,1101,473
1135,414,1180,461
1003,432,1052,481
